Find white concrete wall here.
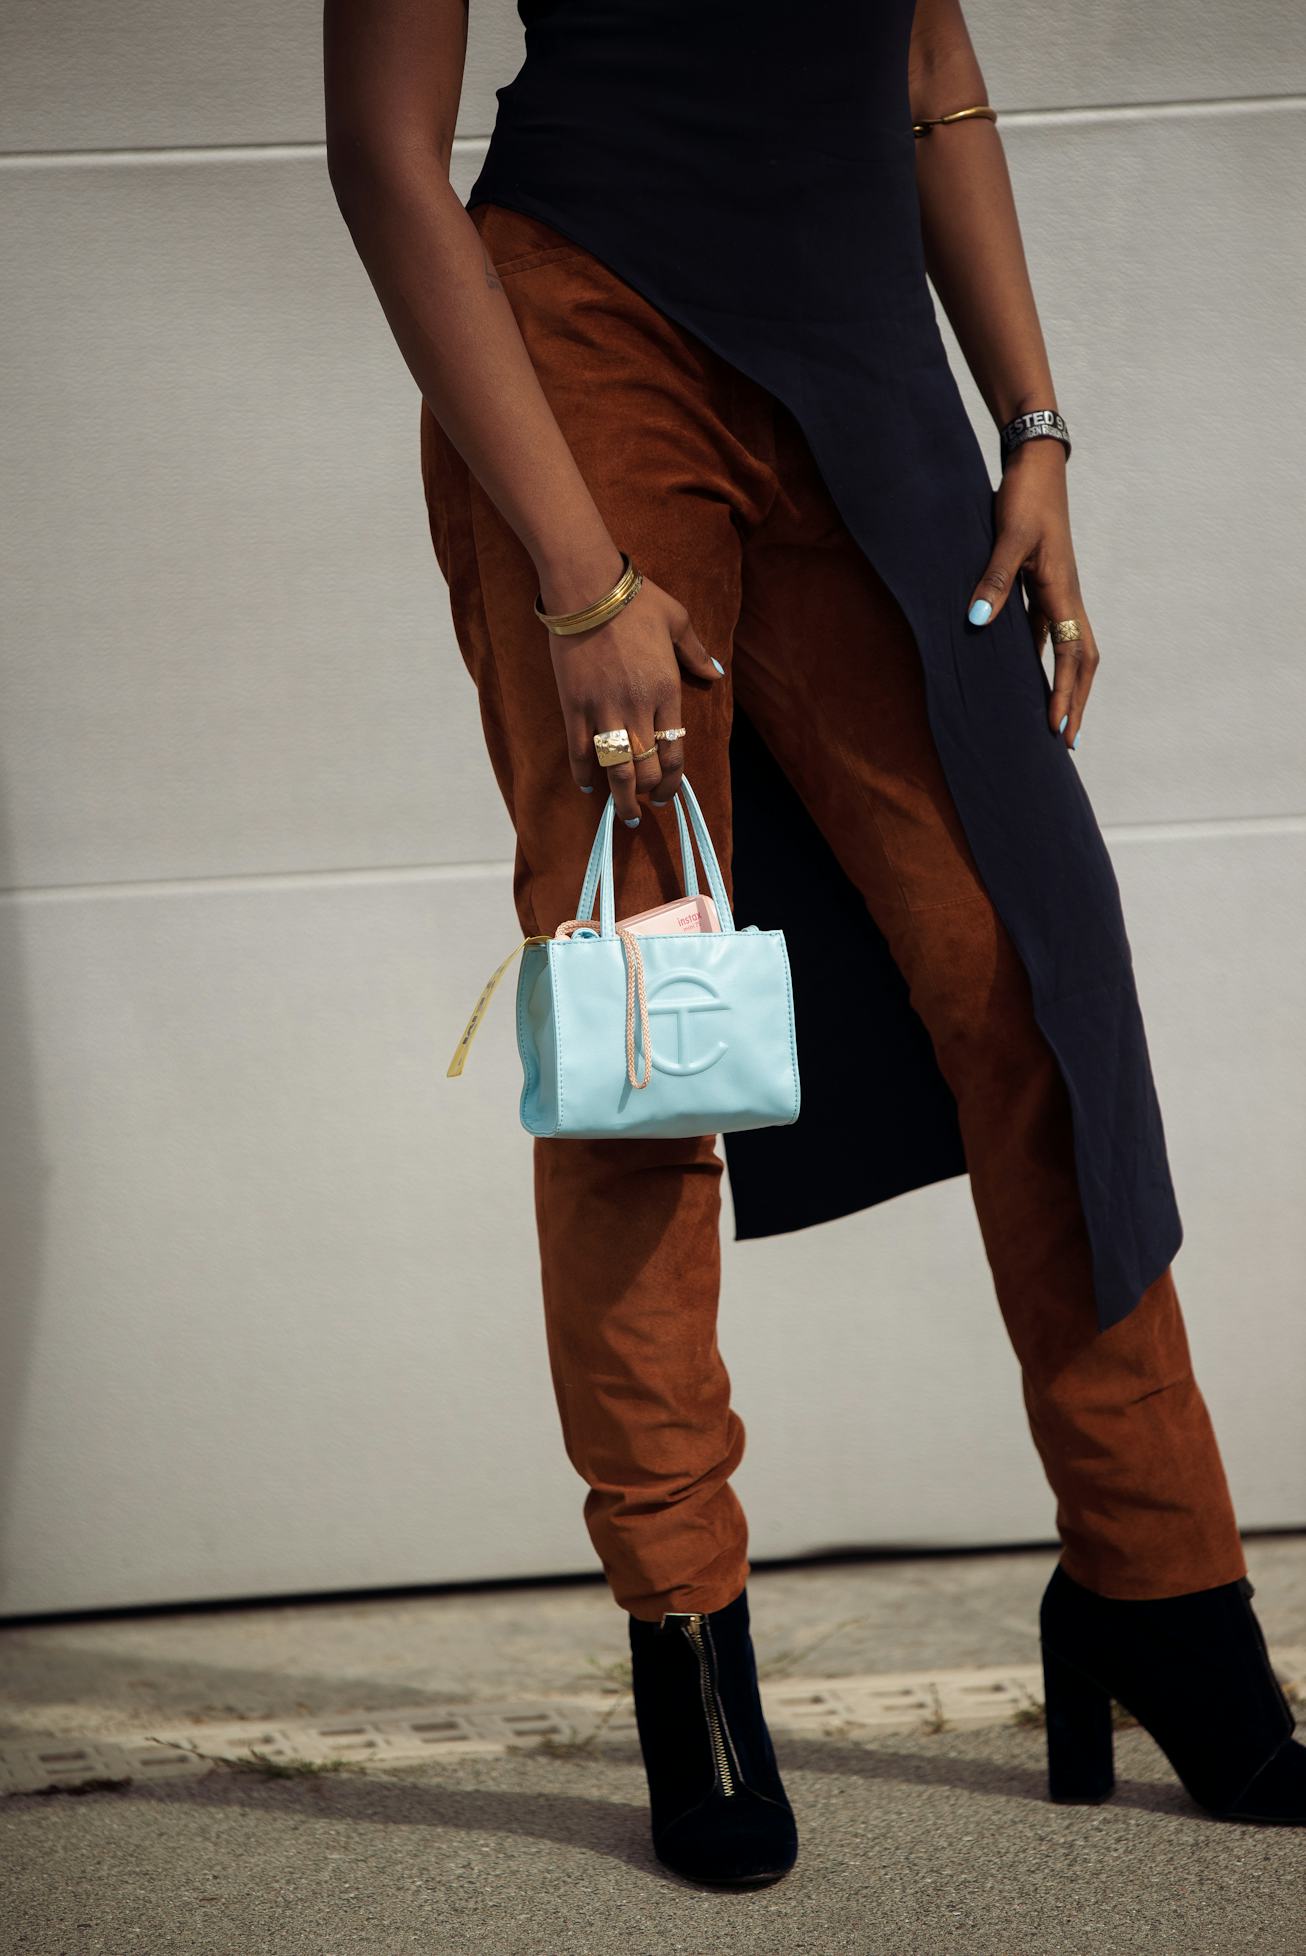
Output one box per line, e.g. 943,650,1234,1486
1,4,1302,1615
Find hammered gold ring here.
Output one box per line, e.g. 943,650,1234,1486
1049,618,1083,645
593,727,633,768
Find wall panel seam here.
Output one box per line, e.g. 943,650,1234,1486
3,814,1305,905
1,94,1304,171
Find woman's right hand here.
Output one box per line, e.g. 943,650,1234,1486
549,575,724,826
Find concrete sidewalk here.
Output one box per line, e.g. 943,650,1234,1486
2,1538,1304,1953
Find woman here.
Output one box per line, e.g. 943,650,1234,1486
324,0,1305,1886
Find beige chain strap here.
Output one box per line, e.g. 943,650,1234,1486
618,926,651,1089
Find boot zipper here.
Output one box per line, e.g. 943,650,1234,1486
665,1611,738,1798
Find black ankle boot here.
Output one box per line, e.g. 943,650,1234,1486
1039,1563,1306,1822
628,1587,798,1885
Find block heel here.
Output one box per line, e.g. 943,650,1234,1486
1039,1563,1306,1823
1041,1641,1115,1803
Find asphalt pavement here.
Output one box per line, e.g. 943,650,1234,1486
3,1538,1304,1954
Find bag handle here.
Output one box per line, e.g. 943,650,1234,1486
674,776,735,931
575,792,700,924
572,774,735,937
676,798,701,899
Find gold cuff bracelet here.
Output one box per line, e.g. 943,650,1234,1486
912,104,999,138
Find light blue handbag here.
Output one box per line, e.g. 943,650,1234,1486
449,775,800,1140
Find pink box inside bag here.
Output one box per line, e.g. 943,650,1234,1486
555,892,721,939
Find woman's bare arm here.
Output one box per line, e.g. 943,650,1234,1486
324,0,620,609
323,0,721,820
909,0,1056,428
910,0,1098,749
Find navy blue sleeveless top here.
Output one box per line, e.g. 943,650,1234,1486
465,1,1182,1334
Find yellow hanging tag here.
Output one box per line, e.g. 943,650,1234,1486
447,934,552,1078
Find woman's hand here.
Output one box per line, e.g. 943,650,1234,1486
966,441,1098,750
548,574,725,826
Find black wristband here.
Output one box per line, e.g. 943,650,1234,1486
1000,409,1071,464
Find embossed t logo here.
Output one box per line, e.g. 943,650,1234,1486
647,970,730,1076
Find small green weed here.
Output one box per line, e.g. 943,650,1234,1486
581,1652,633,1693
756,1615,872,1683
1009,1698,1137,1731
919,1683,949,1736
535,1694,631,1759
229,1748,367,1778
145,1735,368,1778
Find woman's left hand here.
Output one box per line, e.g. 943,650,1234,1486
966,440,1098,751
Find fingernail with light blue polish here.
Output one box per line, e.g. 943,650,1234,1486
650,799,668,807
625,816,641,828
968,598,993,626
1072,731,1081,751
580,783,594,792
1058,714,1069,734
711,657,725,673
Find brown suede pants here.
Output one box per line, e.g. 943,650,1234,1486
423,202,1247,1621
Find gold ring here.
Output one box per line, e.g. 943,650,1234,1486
653,726,686,742
1049,618,1082,644
593,728,633,768
633,743,658,763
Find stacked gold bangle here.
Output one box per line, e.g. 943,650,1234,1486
535,551,644,636
534,549,685,775
912,104,998,138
